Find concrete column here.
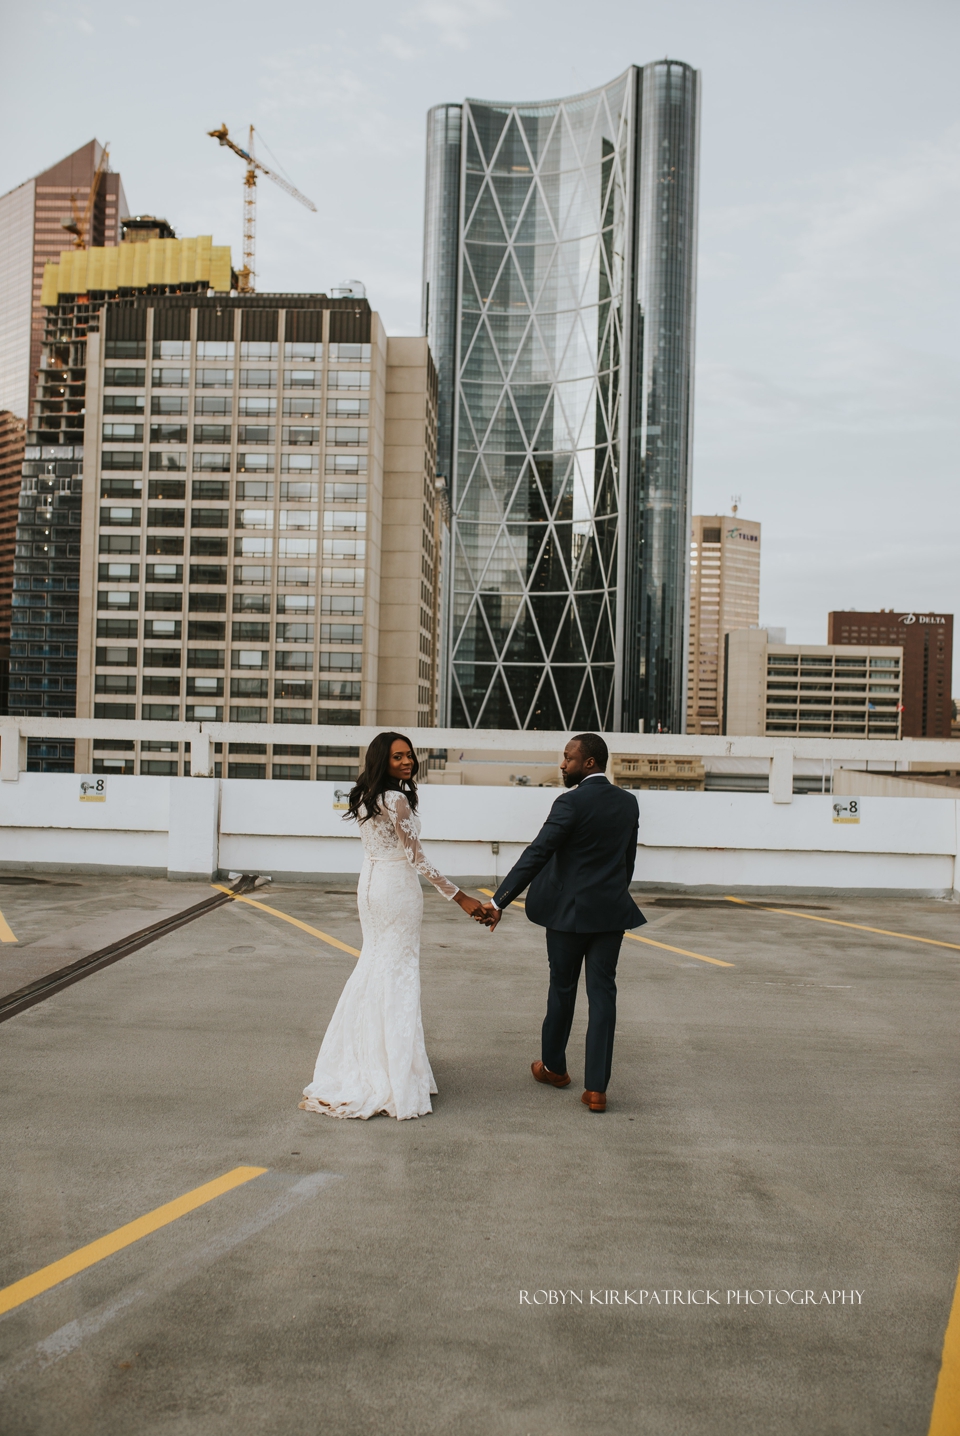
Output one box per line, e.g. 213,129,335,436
0,722,24,783
191,732,213,777
167,777,221,880
770,745,794,804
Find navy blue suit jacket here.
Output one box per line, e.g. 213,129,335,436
492,776,645,934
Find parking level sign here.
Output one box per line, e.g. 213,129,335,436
79,777,107,802
833,799,860,824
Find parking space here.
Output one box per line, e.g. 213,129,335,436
0,877,958,1434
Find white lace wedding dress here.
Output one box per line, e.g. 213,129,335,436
300,788,459,1121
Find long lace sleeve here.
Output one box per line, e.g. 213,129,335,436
389,792,459,900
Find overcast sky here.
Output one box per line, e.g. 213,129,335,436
4,0,958,669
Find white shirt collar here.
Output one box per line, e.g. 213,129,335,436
580,772,607,782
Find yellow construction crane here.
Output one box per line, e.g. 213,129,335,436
207,123,316,293
61,143,110,249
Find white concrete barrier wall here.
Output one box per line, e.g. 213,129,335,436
0,774,958,896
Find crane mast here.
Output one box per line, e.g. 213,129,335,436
207,123,316,294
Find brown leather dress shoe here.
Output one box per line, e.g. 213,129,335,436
581,1090,606,1112
531,1060,571,1088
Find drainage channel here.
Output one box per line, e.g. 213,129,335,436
0,875,259,1024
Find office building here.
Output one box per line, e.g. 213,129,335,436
423,61,700,732
724,628,903,739
9,235,234,767
0,141,127,423
686,515,760,735
827,610,953,739
65,288,440,779
0,410,26,711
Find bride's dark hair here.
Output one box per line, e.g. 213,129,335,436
347,731,420,823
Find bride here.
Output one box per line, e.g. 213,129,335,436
300,731,485,1121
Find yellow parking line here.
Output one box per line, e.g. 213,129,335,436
929,1256,960,1435
725,895,960,953
0,905,17,943
0,1166,267,1318
212,885,360,957
477,891,733,969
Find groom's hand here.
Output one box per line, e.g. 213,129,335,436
475,902,501,931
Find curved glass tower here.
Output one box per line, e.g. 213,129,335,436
423,62,699,731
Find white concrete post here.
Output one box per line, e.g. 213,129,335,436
191,732,213,777
167,777,221,880
770,745,794,804
0,721,22,783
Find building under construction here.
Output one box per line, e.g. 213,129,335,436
9,234,234,764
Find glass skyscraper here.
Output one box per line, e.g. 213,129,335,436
423,62,700,732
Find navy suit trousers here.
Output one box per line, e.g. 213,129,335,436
541,928,624,1093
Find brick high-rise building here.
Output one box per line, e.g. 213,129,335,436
827,610,953,739
0,141,127,423
686,515,761,735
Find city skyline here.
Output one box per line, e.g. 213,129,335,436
1,0,957,682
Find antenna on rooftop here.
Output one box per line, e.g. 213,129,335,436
730,494,741,516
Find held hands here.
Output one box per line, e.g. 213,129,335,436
452,893,501,930
475,902,501,931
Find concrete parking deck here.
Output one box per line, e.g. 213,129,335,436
0,874,958,1435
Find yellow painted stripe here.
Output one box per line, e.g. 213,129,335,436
477,891,732,969
724,895,960,953
929,1258,960,1435
623,931,734,967
0,1166,267,1318
212,886,360,957
0,905,18,943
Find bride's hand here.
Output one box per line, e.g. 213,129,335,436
453,892,484,918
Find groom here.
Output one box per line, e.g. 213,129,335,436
476,733,645,1113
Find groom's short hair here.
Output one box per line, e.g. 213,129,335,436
571,732,608,771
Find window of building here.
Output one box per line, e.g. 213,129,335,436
240,341,277,360
239,397,276,417
282,397,320,418
284,370,321,389
280,481,318,502
237,425,275,445
277,622,314,643
194,425,232,444
324,456,367,475
105,368,145,387
106,341,146,360
150,452,187,472
240,369,276,389
323,510,365,532
148,479,185,500
328,343,370,362
327,371,370,390
192,480,229,500
145,619,181,639
277,594,314,614
100,506,140,527
280,510,318,530
104,395,144,415
153,340,191,360
145,591,182,612
324,481,367,503
325,426,367,447
152,368,189,388
196,396,231,415
321,596,363,616
281,454,319,472
197,341,235,360
283,341,322,360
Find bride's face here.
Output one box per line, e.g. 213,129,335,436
388,740,415,783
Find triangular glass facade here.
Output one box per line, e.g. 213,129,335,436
424,64,700,731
